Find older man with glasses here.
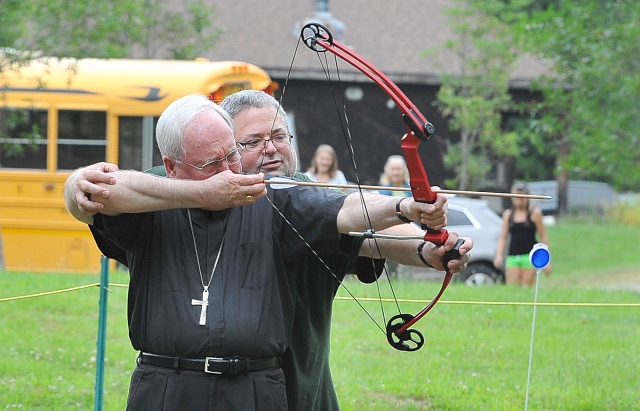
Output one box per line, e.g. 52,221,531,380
171,141,244,173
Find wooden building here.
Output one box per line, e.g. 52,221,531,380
163,0,547,186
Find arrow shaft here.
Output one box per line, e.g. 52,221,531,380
347,232,425,240
264,179,551,200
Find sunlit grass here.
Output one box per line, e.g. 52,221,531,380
0,270,134,410
1,219,639,410
331,281,639,410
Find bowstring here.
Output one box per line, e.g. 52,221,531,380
263,194,385,336
312,51,404,320
262,35,385,334
256,35,302,175
262,34,404,334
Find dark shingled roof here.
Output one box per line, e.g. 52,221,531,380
174,0,548,86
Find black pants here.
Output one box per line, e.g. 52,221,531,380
126,364,288,411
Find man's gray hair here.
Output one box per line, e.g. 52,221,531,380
221,90,288,126
156,93,234,160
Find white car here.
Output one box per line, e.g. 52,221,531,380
446,197,505,285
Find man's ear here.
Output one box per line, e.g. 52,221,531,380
163,156,177,178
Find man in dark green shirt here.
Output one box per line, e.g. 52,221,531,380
223,91,380,411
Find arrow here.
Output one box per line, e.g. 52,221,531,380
265,177,552,200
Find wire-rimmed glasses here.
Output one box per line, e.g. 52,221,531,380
236,133,293,152
177,142,242,172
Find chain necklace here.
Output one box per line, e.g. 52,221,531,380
187,209,225,326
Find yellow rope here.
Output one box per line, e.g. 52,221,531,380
0,283,100,302
1,283,638,308
0,282,129,302
335,296,640,308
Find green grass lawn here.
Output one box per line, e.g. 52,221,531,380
1,219,638,410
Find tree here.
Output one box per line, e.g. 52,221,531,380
0,0,221,267
1,0,221,156
1,0,221,62
512,0,640,200
135,0,223,59
429,0,520,191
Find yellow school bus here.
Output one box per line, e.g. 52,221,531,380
0,57,274,273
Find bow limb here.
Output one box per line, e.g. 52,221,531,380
301,22,465,352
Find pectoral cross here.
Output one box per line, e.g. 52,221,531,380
191,287,209,326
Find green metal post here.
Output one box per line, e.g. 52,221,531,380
94,257,109,411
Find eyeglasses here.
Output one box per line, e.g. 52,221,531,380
236,133,293,152
177,143,242,172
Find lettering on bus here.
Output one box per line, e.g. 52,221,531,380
124,87,169,102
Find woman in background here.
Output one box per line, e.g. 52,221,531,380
378,155,413,278
494,182,551,286
305,144,348,186
378,155,411,198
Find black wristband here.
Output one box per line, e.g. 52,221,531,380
417,241,435,268
395,197,412,223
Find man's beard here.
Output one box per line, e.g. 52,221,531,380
245,150,297,177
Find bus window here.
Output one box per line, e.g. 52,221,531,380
0,108,48,169
1,57,274,273
119,116,162,171
57,110,107,170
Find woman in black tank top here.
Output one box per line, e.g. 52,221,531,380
494,182,551,286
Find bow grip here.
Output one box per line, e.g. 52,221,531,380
422,228,450,247
423,229,464,271
443,238,465,269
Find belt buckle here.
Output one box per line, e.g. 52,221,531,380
204,357,223,374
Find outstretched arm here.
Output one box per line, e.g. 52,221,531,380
338,191,471,273
359,223,473,273
64,168,267,224
336,192,448,234
493,209,511,269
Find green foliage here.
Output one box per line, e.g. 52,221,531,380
0,0,221,155
7,0,140,59
135,0,223,60
436,0,640,192
510,0,640,191
441,142,492,190
608,202,640,225
1,0,221,62
506,114,556,181
431,0,520,191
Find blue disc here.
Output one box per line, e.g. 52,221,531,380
529,244,550,269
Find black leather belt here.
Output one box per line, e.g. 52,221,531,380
138,352,280,375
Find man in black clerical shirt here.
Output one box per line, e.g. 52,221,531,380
65,93,472,411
